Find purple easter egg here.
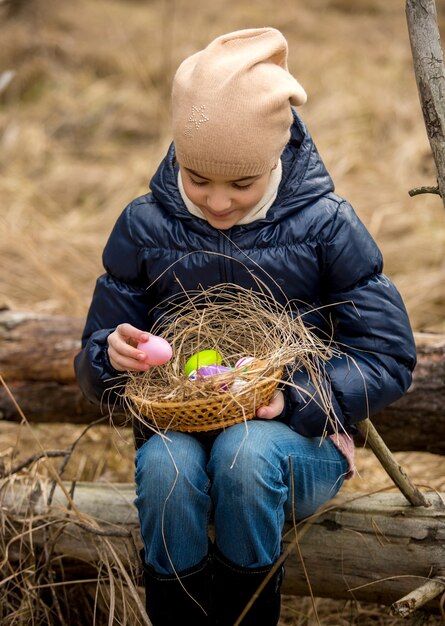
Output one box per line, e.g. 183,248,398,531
197,365,232,378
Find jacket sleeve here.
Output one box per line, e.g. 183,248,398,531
74,205,152,406
285,201,417,437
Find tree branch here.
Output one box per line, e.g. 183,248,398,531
408,184,440,197
406,0,445,208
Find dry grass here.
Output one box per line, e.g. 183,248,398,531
0,0,444,329
1,0,445,623
0,459,147,626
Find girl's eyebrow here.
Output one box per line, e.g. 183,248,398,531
184,168,260,183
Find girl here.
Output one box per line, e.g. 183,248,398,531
75,28,416,626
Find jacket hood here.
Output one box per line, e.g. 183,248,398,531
149,111,334,225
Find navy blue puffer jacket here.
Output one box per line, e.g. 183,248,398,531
74,113,416,443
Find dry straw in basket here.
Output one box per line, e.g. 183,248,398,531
123,284,338,434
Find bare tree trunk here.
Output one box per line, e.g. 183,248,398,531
406,0,445,206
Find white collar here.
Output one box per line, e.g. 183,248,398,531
178,160,282,226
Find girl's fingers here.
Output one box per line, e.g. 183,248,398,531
108,346,150,372
116,323,149,344
107,324,150,371
108,334,147,361
256,390,284,419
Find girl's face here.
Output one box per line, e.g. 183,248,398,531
179,165,273,229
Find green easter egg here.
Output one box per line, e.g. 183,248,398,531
184,350,222,376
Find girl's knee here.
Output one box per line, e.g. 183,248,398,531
211,420,284,469
209,421,285,492
135,432,208,495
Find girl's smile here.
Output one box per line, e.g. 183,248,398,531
180,166,273,229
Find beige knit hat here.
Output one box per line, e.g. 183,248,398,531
172,28,307,177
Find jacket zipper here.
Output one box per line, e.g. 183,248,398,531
219,228,233,284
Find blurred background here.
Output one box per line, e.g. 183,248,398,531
1,2,445,623
1,0,445,331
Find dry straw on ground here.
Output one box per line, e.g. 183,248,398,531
0,474,148,625
0,411,148,626
0,0,444,330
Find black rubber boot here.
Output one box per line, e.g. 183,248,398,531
213,548,283,626
142,552,213,626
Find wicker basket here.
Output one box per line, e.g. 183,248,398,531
126,367,283,432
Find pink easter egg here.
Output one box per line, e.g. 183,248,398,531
137,335,173,366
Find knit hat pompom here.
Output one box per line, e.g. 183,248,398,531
172,28,307,177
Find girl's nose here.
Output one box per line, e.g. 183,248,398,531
206,188,231,212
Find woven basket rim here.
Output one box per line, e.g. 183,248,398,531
126,367,283,410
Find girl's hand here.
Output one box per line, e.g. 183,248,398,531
107,323,151,372
256,390,285,420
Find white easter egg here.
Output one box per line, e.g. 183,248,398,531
234,356,255,370
230,378,249,394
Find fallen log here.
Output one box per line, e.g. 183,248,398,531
1,480,444,610
368,331,445,454
1,310,444,453
0,310,123,424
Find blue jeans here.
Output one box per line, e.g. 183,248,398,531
135,420,348,575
